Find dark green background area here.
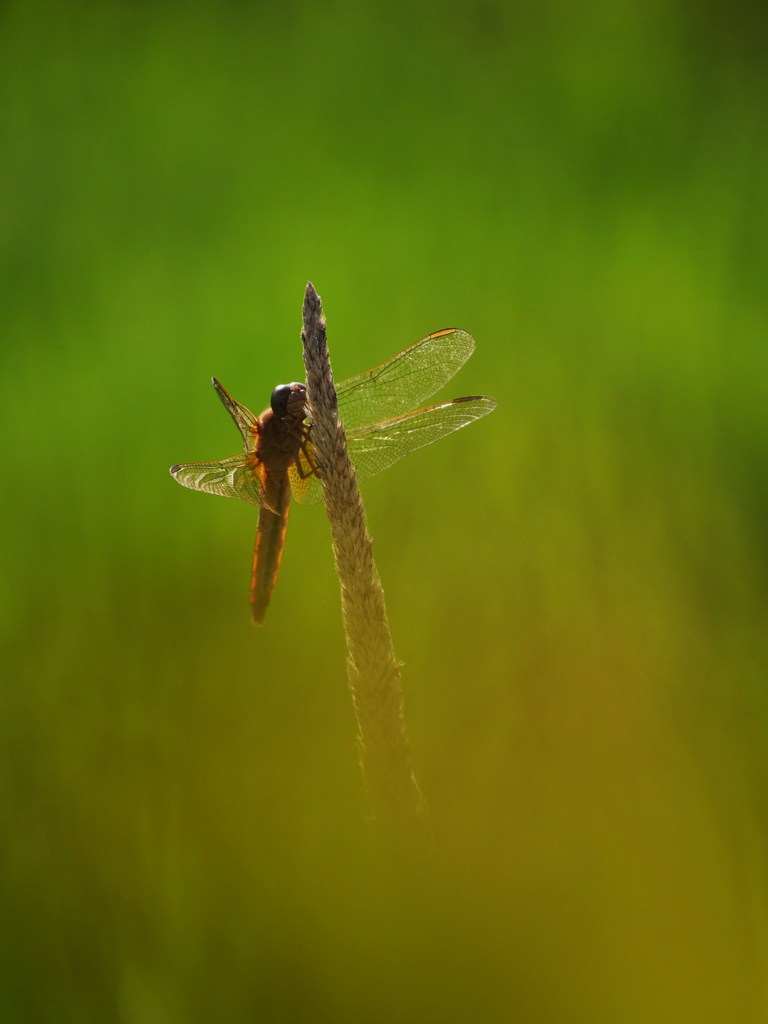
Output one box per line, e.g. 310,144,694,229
2,2,767,1020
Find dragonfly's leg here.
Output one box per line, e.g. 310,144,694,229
296,443,318,479
298,431,321,479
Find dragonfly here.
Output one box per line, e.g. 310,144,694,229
170,328,496,623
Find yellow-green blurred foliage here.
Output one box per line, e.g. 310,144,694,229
2,1,767,1020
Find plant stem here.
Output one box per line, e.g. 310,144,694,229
301,282,430,850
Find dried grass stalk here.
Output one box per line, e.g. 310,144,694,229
301,283,430,848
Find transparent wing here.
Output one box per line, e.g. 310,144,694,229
212,378,259,451
335,328,477,430
346,396,496,484
169,454,265,507
288,395,496,505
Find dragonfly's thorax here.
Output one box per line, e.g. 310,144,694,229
256,401,306,473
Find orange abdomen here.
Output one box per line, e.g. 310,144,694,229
250,473,291,625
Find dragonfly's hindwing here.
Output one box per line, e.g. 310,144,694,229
170,454,264,507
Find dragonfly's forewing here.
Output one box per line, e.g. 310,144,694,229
170,454,265,507
212,378,258,451
335,328,476,430
288,395,496,505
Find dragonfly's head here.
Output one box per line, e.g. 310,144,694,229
271,382,307,420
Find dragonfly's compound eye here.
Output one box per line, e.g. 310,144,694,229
271,382,307,419
270,384,292,417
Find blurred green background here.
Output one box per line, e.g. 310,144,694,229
2,1,767,1020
